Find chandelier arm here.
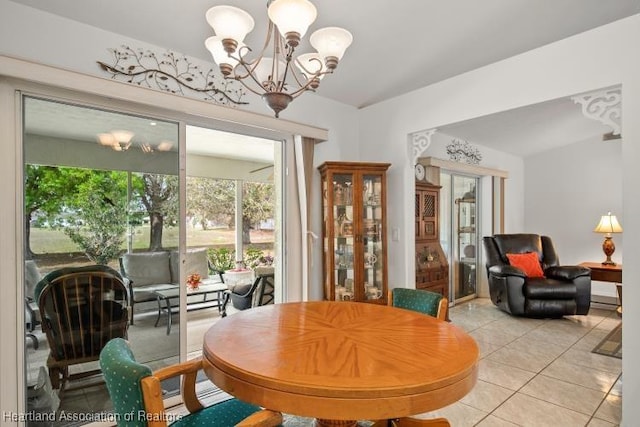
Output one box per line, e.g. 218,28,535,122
232,75,267,97
287,79,317,98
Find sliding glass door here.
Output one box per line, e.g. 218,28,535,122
23,95,181,416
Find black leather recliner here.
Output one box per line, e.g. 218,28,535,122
483,234,591,318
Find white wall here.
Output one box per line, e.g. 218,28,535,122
525,136,623,299
357,15,640,424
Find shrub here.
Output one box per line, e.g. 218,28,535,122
207,247,236,272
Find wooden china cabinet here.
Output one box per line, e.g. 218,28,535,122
319,161,390,304
415,182,449,299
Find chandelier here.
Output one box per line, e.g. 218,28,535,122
204,0,352,118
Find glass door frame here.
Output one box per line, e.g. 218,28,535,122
440,170,480,305
12,82,292,417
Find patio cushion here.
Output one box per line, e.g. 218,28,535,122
121,252,172,286
170,248,209,284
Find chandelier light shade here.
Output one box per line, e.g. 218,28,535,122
267,0,317,45
204,0,352,117
98,130,134,151
310,27,353,65
205,6,254,46
593,211,623,266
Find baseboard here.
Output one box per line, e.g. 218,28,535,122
591,294,618,311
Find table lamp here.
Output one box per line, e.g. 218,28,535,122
593,211,622,265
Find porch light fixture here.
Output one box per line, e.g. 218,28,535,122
204,0,352,117
97,130,134,152
593,211,623,265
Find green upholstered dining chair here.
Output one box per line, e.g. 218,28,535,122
99,338,283,427
387,288,448,321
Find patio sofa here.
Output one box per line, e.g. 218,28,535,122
119,249,211,323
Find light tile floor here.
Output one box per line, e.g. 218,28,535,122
47,298,623,427
417,298,622,427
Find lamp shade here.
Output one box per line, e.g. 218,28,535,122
97,133,116,146
205,36,243,68
110,130,134,144
594,212,623,234
268,0,317,39
254,58,287,87
205,6,254,43
310,27,353,61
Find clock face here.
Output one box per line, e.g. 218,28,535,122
415,164,425,181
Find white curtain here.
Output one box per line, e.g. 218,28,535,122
294,135,316,301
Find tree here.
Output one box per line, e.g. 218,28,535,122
185,178,274,244
64,193,128,264
242,182,274,244
186,177,235,229
24,165,73,258
62,169,130,264
137,174,179,251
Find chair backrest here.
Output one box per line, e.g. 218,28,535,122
388,288,448,321
229,273,276,310
100,338,152,427
252,273,275,307
483,233,559,271
35,265,129,362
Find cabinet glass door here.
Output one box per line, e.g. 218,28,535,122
440,172,479,303
362,174,384,301
333,173,355,301
453,176,478,300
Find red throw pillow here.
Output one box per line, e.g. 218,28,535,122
506,252,545,278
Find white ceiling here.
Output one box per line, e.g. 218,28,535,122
439,95,615,157
13,0,638,156
24,97,275,163
11,0,638,108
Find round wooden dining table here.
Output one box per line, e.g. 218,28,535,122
202,301,478,426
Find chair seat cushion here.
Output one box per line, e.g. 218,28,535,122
524,279,576,299
131,284,178,302
170,398,260,427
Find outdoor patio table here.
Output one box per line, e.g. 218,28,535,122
154,281,228,334
202,301,479,426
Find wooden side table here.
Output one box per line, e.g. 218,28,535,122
580,262,622,316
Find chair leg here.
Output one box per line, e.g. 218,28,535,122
49,367,61,389
220,291,231,318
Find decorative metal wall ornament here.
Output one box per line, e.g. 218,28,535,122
571,88,621,137
446,139,483,165
411,129,437,164
97,46,247,106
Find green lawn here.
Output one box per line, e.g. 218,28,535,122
29,226,274,271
